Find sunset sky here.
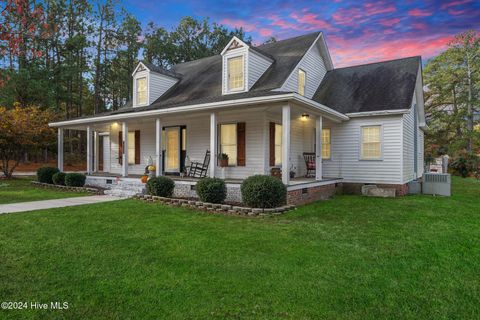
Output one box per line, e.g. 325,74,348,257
122,0,480,67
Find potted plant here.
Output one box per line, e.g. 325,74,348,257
148,165,156,177
289,164,296,179
218,153,229,167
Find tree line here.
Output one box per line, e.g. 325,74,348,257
0,0,252,117
423,30,479,175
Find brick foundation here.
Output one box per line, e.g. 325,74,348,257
342,183,409,196
287,183,341,205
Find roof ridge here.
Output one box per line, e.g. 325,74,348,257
333,56,421,70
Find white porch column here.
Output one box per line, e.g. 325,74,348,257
57,128,64,172
282,104,291,185
94,131,99,173
86,126,92,174
315,116,323,181
155,118,163,176
122,122,128,177
210,112,217,178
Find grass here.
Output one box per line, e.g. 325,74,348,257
0,178,88,204
0,177,479,319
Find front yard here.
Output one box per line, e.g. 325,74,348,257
0,178,88,204
0,177,479,319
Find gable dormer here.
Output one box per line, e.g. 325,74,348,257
221,37,273,95
132,61,180,107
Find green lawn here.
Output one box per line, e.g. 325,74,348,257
1,177,479,319
0,178,88,204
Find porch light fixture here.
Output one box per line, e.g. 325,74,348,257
301,113,310,120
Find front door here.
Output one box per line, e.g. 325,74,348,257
165,127,181,173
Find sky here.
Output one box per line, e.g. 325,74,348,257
122,0,480,67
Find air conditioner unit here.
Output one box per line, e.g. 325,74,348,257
422,173,451,196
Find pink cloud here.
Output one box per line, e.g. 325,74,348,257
220,18,256,32
332,2,396,26
448,9,467,15
289,12,336,31
440,0,472,10
378,18,401,27
412,22,428,31
267,14,299,30
408,8,433,17
329,34,453,67
259,28,273,37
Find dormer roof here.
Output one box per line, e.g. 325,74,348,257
132,61,182,80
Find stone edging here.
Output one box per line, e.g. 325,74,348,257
31,181,104,195
135,194,295,216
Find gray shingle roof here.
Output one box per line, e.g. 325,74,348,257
141,61,182,79
313,56,421,114
148,32,321,108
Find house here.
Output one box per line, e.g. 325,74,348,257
49,32,426,204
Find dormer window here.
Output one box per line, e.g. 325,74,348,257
136,77,147,105
298,69,306,96
227,56,244,92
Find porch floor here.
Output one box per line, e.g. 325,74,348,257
88,172,341,186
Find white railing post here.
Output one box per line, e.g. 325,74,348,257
94,131,99,173
58,128,64,172
315,116,323,181
282,104,291,185
156,118,163,176
86,126,92,174
122,122,128,177
210,112,217,178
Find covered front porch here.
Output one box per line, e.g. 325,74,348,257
54,99,347,188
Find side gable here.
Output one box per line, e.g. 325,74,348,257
277,32,330,99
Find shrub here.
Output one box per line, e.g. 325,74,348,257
146,176,175,197
241,175,287,208
37,167,60,184
196,177,226,204
450,152,479,178
52,172,66,185
65,173,86,187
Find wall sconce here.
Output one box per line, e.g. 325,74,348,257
301,113,310,121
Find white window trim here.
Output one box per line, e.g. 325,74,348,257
133,74,149,107
359,125,384,161
321,128,331,160
298,68,306,96
219,122,238,167
222,49,249,95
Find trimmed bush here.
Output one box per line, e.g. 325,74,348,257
52,172,66,186
196,178,227,204
37,167,60,184
146,176,175,197
241,175,287,208
65,173,86,187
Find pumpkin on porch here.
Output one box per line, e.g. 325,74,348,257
141,175,149,184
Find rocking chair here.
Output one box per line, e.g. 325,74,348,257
303,152,316,177
188,150,210,178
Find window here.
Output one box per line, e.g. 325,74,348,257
128,132,135,164
275,124,282,166
322,128,331,159
298,69,306,96
227,56,244,91
220,124,237,165
136,77,147,105
361,126,381,159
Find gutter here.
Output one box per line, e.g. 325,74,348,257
49,93,349,127
346,109,410,117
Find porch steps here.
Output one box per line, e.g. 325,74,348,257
103,179,146,198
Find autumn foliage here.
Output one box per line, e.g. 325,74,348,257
0,104,57,177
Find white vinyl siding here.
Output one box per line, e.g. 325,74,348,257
403,106,415,182
220,124,237,166
279,42,327,99
322,116,403,184
418,129,425,178
248,50,272,89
